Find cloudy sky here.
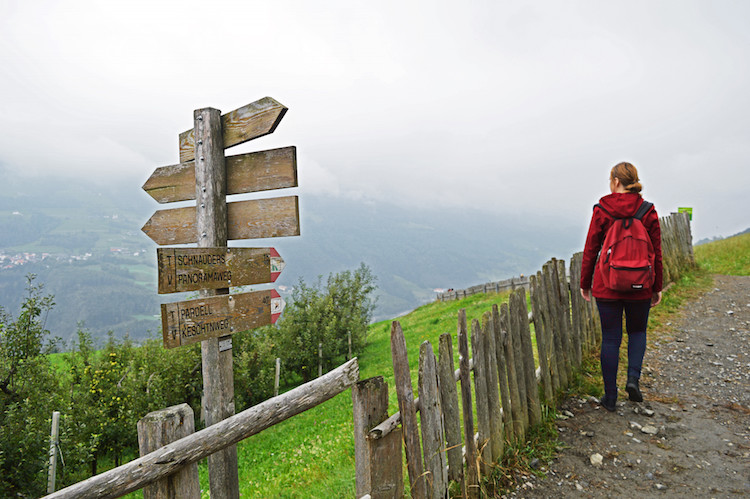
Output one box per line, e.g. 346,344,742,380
1,0,748,241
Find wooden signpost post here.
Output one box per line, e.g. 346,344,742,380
141,97,298,499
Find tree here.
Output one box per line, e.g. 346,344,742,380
0,274,62,496
232,325,277,410
274,264,376,382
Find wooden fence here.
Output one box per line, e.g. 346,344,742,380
43,359,359,499
353,211,694,498
436,276,530,302
42,213,692,499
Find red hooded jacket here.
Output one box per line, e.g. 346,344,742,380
580,192,663,301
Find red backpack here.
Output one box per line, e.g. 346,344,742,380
596,201,655,292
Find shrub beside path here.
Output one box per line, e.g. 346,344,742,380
514,275,750,498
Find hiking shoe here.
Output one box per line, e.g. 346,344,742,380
626,377,643,402
599,395,617,412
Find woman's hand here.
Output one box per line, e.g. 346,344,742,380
651,291,662,307
580,288,591,302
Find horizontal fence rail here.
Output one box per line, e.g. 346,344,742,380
355,211,694,498
436,275,530,302
45,358,359,499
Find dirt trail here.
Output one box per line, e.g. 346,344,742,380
513,275,750,498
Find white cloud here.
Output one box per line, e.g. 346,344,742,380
1,0,749,240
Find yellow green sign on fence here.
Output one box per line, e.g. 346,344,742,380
678,207,693,220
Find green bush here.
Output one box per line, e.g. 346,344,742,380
274,263,376,383
1,264,377,493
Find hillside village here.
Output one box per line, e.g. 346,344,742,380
0,249,149,270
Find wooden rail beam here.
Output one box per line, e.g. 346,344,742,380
43,358,359,499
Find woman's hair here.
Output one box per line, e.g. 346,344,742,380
611,162,642,193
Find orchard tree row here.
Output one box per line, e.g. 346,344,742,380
0,264,375,497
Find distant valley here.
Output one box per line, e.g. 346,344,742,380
0,172,582,346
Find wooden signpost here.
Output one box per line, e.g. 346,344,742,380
157,247,284,294
142,196,299,245
141,97,298,499
161,289,284,349
143,146,297,204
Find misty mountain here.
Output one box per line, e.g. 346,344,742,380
0,173,582,344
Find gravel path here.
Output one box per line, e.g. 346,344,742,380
512,275,750,498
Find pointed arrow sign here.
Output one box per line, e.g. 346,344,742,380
161,289,285,349
141,195,299,246
271,289,285,324
178,97,287,163
157,247,285,294
143,146,297,204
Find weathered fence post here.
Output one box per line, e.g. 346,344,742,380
437,334,464,493
274,358,281,397
137,404,200,499
512,289,541,426
419,341,448,498
471,318,493,473
549,259,573,380
508,297,530,434
457,310,479,498
353,376,403,499
391,321,427,499
556,259,578,368
543,261,568,388
194,107,240,499
483,311,504,461
529,275,553,403
568,256,583,357
491,304,514,441
47,411,60,494
538,268,561,393
500,302,524,442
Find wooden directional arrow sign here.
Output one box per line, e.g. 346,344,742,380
178,97,287,163
157,247,285,294
141,196,299,245
143,147,297,204
161,289,286,349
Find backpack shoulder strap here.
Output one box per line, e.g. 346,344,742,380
594,203,614,218
634,201,654,220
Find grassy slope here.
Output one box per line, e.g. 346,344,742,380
213,291,514,498
114,232,750,497
694,232,750,276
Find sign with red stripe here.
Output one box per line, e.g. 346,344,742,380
157,247,285,294
161,289,286,349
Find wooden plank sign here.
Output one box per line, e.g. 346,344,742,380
157,247,285,294
142,196,300,246
179,97,287,163
143,147,297,204
161,289,286,349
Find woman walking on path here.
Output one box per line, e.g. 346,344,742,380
580,162,663,412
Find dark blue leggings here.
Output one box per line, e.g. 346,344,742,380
596,299,651,400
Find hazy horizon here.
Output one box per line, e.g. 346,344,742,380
2,0,749,242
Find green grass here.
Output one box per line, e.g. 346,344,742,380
85,231,745,497
215,291,515,498
86,290,514,498
694,232,750,275
228,246,732,497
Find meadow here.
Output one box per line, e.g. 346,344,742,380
199,291,516,498
60,228,748,498
694,232,750,276
191,230,747,497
